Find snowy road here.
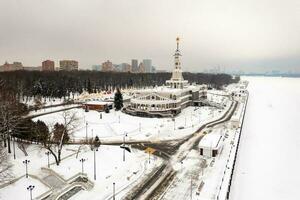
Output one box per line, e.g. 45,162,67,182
231,77,300,200
133,99,237,200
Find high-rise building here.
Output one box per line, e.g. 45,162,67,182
42,60,55,71
143,59,152,73
138,62,145,73
92,65,101,71
131,59,138,73
59,60,78,71
101,60,114,72
118,63,131,72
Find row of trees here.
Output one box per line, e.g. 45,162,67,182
15,111,78,166
0,70,239,99
0,78,80,168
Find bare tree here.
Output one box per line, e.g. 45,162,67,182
41,110,79,165
0,143,12,182
0,79,24,154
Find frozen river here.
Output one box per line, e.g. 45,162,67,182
231,76,300,200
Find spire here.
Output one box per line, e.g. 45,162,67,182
166,37,188,88
176,37,180,51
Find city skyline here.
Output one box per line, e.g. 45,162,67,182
0,0,300,73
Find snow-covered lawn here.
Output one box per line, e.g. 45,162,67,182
33,105,229,142
28,104,80,116
53,145,162,200
0,143,161,200
231,76,300,200
0,176,49,200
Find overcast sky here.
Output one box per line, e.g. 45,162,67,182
0,0,300,73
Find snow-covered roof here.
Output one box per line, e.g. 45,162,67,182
231,103,244,122
134,84,200,95
198,129,223,149
85,101,113,106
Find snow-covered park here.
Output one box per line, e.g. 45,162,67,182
33,103,229,143
0,88,232,200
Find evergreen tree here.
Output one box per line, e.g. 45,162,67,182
114,88,123,110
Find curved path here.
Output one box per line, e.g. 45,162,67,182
126,99,238,200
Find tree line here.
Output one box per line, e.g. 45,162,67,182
0,70,240,99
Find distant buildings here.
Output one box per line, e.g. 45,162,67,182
131,59,139,73
23,66,41,71
42,60,55,71
0,61,23,72
101,60,114,72
0,61,43,72
92,65,101,71
59,60,78,71
138,62,145,73
118,63,131,72
142,59,152,73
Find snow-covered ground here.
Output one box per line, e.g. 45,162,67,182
28,104,80,116
231,76,300,200
0,144,161,200
158,123,238,200
21,97,66,107
33,104,229,142
0,176,49,200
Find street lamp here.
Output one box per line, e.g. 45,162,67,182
93,136,101,180
11,131,16,160
45,151,50,168
79,158,86,174
113,182,116,200
27,185,35,200
23,159,30,178
123,132,128,162
85,122,88,142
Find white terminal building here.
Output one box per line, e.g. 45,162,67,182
124,37,206,117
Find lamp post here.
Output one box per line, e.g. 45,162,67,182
173,119,176,130
113,182,116,200
12,134,16,160
45,151,50,168
123,132,128,162
93,136,101,180
85,122,88,142
23,159,30,178
79,158,86,174
27,185,35,200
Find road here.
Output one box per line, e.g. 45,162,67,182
126,99,237,200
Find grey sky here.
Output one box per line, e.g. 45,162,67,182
0,0,300,73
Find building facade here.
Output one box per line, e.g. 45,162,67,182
59,60,78,71
138,62,145,73
0,62,23,72
131,59,139,73
143,59,152,73
92,65,101,71
101,60,114,72
42,60,55,71
124,37,203,118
